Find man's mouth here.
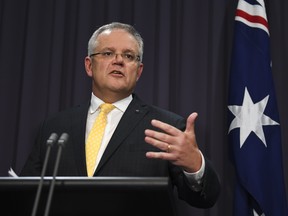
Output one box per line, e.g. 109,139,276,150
110,70,124,76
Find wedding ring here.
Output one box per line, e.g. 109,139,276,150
167,144,171,153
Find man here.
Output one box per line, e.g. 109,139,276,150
21,22,220,209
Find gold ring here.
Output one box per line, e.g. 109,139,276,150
167,144,171,153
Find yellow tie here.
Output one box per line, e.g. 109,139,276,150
86,103,115,177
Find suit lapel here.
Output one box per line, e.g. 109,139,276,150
95,95,149,174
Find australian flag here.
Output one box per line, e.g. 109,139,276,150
228,0,288,215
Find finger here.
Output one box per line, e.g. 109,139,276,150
185,112,198,134
145,128,172,144
150,119,181,136
145,134,171,152
146,151,175,161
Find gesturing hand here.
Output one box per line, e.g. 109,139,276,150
145,112,202,173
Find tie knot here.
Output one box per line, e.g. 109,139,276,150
100,103,115,114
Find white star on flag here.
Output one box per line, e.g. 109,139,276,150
253,209,265,216
228,87,279,148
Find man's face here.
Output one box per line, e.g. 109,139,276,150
85,29,143,102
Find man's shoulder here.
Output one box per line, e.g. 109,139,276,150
132,94,184,123
45,102,89,122
149,105,183,120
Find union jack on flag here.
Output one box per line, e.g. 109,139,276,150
228,0,288,215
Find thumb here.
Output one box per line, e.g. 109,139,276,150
185,112,198,134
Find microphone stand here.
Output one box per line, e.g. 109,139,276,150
43,133,69,216
31,133,58,216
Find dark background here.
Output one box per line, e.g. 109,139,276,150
0,0,287,215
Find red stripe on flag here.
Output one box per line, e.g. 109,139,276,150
236,9,268,29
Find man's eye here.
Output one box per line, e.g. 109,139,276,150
102,52,113,56
124,54,134,59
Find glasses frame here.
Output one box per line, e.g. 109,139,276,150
89,51,140,63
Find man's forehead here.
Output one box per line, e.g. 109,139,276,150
97,29,138,49
100,28,127,36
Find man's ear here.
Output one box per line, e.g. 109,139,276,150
136,63,144,81
84,57,93,77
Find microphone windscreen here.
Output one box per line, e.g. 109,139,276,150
47,133,58,145
58,133,69,146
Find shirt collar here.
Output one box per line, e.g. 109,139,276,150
89,92,133,114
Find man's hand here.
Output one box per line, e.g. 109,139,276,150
145,112,202,173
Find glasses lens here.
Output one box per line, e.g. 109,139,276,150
91,52,140,62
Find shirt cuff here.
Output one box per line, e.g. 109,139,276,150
183,150,205,191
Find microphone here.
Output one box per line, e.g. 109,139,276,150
31,133,58,216
44,133,69,216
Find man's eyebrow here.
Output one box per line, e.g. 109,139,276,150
99,47,137,53
98,47,115,51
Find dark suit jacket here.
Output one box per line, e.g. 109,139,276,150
21,94,220,209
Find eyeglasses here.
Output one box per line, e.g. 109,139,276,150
90,51,140,63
